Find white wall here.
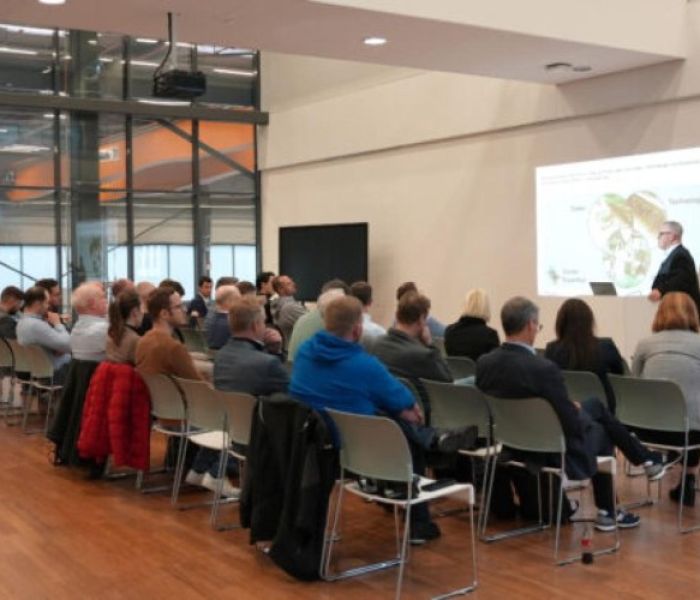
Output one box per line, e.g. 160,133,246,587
259,4,700,360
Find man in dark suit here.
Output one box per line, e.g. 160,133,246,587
476,296,667,531
188,275,213,319
650,221,700,312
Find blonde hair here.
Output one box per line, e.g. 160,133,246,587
652,292,699,333
215,285,241,308
461,288,491,322
325,296,363,337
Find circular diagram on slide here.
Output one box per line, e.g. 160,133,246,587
588,191,667,289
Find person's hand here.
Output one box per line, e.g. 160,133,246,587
419,324,432,346
46,311,62,327
399,404,424,425
190,310,200,318
648,289,662,302
572,400,581,411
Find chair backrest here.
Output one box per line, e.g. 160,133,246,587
395,376,424,414
421,379,490,439
561,370,608,409
180,327,208,354
140,372,186,420
433,337,447,358
6,339,32,374
445,356,476,380
173,377,225,432
0,339,13,369
217,390,257,446
485,396,565,454
609,374,687,433
25,345,55,379
326,409,413,483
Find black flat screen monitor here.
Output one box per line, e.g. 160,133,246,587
590,282,617,296
279,223,368,302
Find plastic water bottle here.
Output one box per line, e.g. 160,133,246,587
581,522,594,564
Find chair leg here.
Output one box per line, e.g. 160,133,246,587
170,434,188,505
394,503,412,600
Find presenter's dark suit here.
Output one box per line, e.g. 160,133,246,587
652,245,700,312
477,343,653,515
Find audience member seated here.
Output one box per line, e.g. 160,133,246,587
134,281,155,336
110,278,135,300
36,278,63,314
256,270,276,325
188,275,212,320
136,286,237,497
204,285,241,350
214,296,290,395
290,295,476,544
349,281,386,348
17,286,71,383
0,285,24,339
271,275,307,348
287,279,349,361
396,281,445,338
235,281,256,296
444,288,500,360
70,282,109,363
106,289,143,364
372,291,452,422
545,298,624,414
476,296,667,531
632,292,700,506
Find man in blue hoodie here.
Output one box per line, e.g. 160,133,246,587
290,295,475,543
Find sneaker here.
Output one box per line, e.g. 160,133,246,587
185,469,205,487
643,453,670,482
595,509,640,532
409,520,441,545
202,472,241,499
434,426,478,453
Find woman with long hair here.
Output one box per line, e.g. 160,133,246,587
545,298,625,413
444,288,500,360
105,289,143,364
633,291,700,506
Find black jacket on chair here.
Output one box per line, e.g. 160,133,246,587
240,394,336,581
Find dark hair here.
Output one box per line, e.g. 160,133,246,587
36,278,59,292
108,289,141,345
396,292,431,325
255,271,275,291
554,298,600,370
198,275,213,287
158,279,185,297
147,287,175,321
321,278,351,295
215,276,238,289
111,278,133,298
236,281,256,296
500,296,539,336
350,281,372,307
396,281,417,301
24,286,48,307
1,286,24,303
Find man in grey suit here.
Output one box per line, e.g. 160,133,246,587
371,291,452,422
214,296,290,396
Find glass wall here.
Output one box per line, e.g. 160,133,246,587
0,21,260,309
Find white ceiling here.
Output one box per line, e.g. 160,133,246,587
0,0,689,84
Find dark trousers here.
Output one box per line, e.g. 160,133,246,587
627,427,700,468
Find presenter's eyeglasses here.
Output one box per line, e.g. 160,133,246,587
658,230,673,238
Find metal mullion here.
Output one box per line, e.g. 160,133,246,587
52,29,63,289
253,51,262,273
126,115,134,280
192,119,202,283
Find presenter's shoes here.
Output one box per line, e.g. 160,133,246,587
434,426,478,454
595,509,641,532
669,475,696,507
643,453,671,482
202,472,241,499
409,521,441,545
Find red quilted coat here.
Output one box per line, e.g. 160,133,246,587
77,362,151,471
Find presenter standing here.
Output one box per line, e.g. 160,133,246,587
649,221,700,312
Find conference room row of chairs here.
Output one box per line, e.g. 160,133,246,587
1,334,698,599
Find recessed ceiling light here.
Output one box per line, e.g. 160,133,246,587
38,0,66,5
545,62,573,72
572,65,592,73
363,36,387,46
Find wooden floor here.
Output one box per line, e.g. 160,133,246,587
1,422,698,600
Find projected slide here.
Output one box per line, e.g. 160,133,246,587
536,147,700,297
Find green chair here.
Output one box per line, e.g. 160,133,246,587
0,338,18,421
609,374,700,533
433,337,447,358
180,327,209,354
482,395,619,565
561,370,609,411
420,379,500,533
395,376,425,417
445,356,476,380
321,409,477,599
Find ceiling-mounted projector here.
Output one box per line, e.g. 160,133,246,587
152,12,206,100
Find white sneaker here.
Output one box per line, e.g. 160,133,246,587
202,472,240,499
185,469,205,487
